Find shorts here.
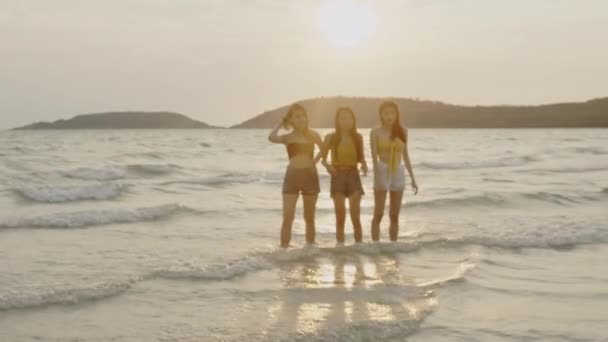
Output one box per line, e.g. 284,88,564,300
330,167,364,197
282,166,320,195
374,161,406,191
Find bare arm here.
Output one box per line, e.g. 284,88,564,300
321,134,332,167
402,131,418,194
311,131,324,164
358,133,368,176
370,129,378,166
321,134,336,175
268,120,287,144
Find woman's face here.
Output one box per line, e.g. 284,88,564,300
381,106,397,126
291,109,308,131
337,110,354,131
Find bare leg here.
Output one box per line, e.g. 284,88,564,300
371,190,387,241
348,191,363,243
302,194,318,245
389,191,404,241
281,194,298,248
332,193,347,243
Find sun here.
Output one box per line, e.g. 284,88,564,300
318,0,376,48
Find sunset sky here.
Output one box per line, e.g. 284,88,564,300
1,0,607,129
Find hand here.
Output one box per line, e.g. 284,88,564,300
360,163,368,176
325,164,337,176
281,115,291,129
411,179,419,195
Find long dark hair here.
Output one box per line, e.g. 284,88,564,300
379,101,406,142
332,107,363,162
282,103,309,131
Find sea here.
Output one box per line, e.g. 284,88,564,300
0,128,607,342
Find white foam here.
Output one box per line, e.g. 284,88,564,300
153,255,274,281
419,155,537,170
61,167,127,181
417,262,476,288
17,184,124,203
0,204,183,228
0,278,139,310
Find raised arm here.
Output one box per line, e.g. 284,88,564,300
402,129,418,194
268,119,287,144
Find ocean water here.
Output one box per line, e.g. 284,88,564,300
0,128,607,342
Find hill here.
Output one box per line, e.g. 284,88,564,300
232,97,608,128
14,112,217,129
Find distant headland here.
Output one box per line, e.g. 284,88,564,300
14,112,217,130
12,96,608,129
233,96,608,128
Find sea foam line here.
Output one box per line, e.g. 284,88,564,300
16,183,125,203
0,204,187,229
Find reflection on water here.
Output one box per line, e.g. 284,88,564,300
268,252,437,337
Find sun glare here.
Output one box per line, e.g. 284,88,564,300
318,0,376,48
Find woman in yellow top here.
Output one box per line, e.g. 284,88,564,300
322,107,368,244
370,101,418,241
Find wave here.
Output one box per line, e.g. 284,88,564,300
127,164,179,176
61,167,127,181
0,278,140,311
161,172,261,189
418,155,538,170
408,194,507,209
154,222,608,281
16,184,124,203
152,255,275,281
570,147,608,155
407,190,608,210
521,166,608,174
482,177,516,183
0,204,187,229
2,222,603,311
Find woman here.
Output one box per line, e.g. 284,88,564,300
268,103,324,248
370,101,418,241
322,107,368,244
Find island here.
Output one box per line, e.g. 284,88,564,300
232,96,608,128
14,112,217,130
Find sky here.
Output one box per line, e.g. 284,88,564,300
1,0,607,129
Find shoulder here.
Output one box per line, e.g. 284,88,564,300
281,131,295,143
308,129,322,142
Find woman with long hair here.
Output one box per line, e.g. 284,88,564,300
321,107,368,244
268,104,324,248
370,101,418,241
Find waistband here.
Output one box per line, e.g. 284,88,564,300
333,165,358,171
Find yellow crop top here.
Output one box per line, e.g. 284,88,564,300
332,142,358,167
378,137,405,176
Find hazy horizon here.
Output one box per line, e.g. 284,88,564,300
2,0,607,129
